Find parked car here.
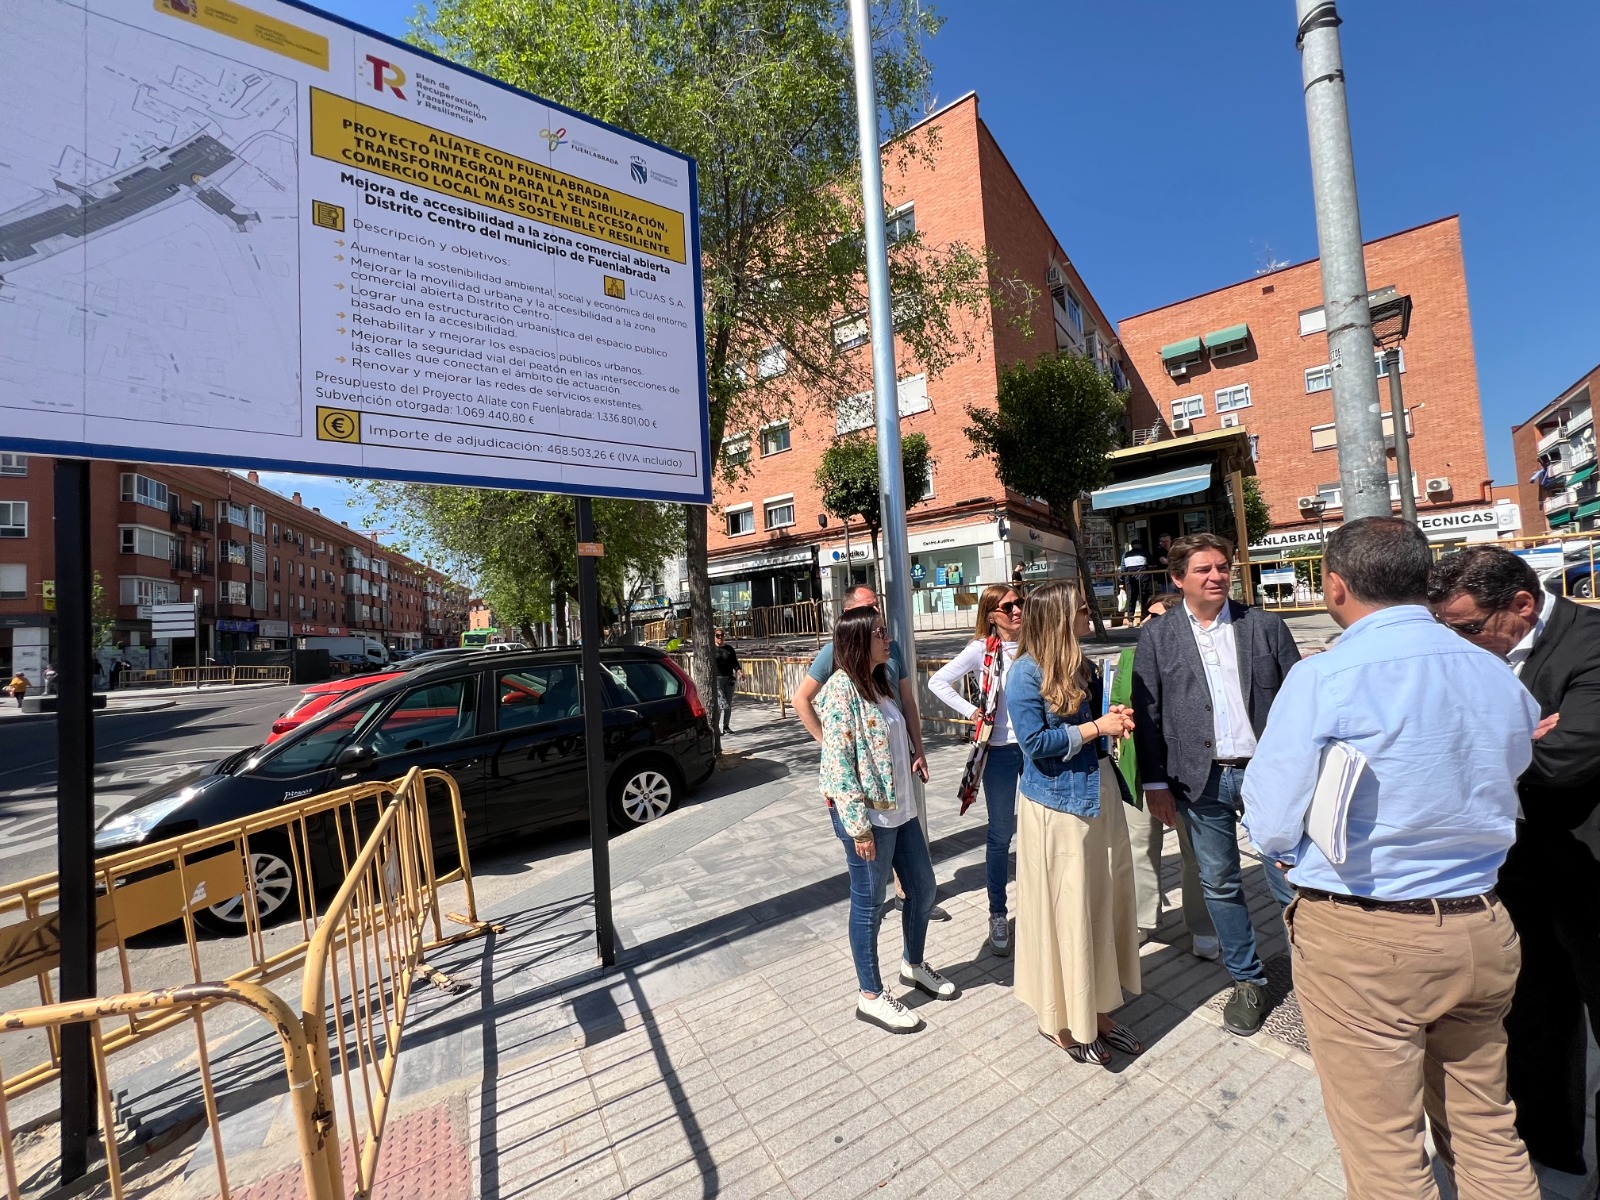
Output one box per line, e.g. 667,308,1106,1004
1537,540,1597,600
267,670,403,743
95,647,716,931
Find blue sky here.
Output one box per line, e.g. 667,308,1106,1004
274,0,1599,512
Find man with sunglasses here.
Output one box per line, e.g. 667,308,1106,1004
795,583,950,921
1429,545,1600,1177
1130,532,1303,1036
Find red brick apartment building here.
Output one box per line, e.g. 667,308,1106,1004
0,455,469,675
1119,217,1513,553
1510,361,1599,537
703,93,1130,614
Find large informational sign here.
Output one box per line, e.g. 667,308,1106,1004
0,0,708,503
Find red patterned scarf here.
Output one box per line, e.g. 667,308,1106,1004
955,635,1004,814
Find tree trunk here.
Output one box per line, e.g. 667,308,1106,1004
551,584,569,645
1061,506,1107,640
684,505,721,753
869,523,882,595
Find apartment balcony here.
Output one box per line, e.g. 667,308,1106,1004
1569,407,1595,437
1130,420,1171,448
1543,489,1578,515
1537,426,1566,455
1571,443,1597,470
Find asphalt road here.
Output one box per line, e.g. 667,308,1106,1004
0,685,303,885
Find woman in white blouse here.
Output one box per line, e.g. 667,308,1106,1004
929,584,1024,955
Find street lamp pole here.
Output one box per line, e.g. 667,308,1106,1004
1371,293,1416,524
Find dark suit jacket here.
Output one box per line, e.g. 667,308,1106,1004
1130,600,1304,806
1514,597,1600,833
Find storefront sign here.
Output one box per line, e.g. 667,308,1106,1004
216,619,258,633
1251,506,1506,556
258,620,290,638
709,548,814,577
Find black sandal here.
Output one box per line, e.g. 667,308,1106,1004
1066,1037,1112,1066
1101,1023,1142,1055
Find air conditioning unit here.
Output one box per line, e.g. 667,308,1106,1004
1298,496,1321,512
1220,413,1242,428
1425,476,1451,495
1045,264,1065,288
1171,415,1193,433
1167,361,1188,379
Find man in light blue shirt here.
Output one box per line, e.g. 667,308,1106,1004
1242,518,1540,1200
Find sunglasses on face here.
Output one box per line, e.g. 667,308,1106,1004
997,600,1024,615
871,626,890,642
1436,614,1489,637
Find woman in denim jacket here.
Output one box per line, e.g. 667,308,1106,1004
817,606,958,1033
1009,582,1143,1064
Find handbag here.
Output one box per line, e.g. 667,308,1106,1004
955,635,1004,814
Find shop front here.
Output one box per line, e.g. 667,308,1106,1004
1005,521,1077,583
215,618,258,658
252,619,291,651
706,546,820,627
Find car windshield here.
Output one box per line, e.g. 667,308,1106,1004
245,692,390,778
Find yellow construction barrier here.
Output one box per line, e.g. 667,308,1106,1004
118,665,292,688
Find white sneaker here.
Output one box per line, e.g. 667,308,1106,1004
1191,935,1221,961
901,960,959,1000
989,915,1012,957
856,990,922,1033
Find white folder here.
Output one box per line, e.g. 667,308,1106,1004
1307,741,1367,865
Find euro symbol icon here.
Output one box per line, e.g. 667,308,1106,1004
316,407,361,443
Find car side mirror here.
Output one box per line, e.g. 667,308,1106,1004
335,745,374,767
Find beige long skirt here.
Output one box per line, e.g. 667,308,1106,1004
1015,774,1142,1046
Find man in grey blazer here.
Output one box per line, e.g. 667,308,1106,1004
1131,532,1303,1036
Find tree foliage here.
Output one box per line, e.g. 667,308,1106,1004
815,432,930,569
1241,477,1272,546
964,351,1127,632
91,572,117,651
412,0,997,720
354,483,682,642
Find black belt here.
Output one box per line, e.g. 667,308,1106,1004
1297,887,1498,915
1214,757,1251,768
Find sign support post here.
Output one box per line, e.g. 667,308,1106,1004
574,501,615,967
53,458,96,1183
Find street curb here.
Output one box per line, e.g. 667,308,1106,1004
0,699,178,724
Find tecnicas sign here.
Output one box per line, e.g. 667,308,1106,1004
0,0,707,505
1251,507,1504,556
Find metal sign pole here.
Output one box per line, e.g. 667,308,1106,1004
574,499,615,967
54,459,96,1182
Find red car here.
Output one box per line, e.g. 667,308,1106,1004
267,671,403,742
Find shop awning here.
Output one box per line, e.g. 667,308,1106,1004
1577,500,1600,520
1204,323,1250,351
1160,336,1202,363
1549,510,1575,527
1570,464,1597,486
1091,461,1214,511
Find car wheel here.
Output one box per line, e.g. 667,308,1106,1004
609,760,679,829
1577,574,1594,600
193,837,301,934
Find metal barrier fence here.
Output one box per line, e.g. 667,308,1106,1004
118,664,292,689
0,767,490,1198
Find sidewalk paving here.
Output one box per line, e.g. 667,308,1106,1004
0,679,287,721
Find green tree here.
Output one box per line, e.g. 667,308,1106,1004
814,432,931,580
1242,477,1272,546
355,482,682,644
91,572,117,651
414,0,995,727
964,352,1127,635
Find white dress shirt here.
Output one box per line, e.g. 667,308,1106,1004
1507,588,1557,678
1185,599,1257,760
928,639,1017,744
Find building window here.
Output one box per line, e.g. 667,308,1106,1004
837,374,930,436
723,435,751,468
832,312,869,352
915,467,935,504
1311,410,1412,451
725,506,754,537
217,500,246,526
119,526,175,560
1171,395,1205,421
1305,364,1333,394
0,564,25,600
756,345,787,380
0,501,26,538
760,422,791,456
223,581,247,605
1316,473,1416,510
248,505,266,536
1374,348,1407,378
273,590,281,613
1299,307,1327,336
837,390,873,435
226,541,248,566
1215,384,1252,413
764,497,796,530
1064,291,1084,335
0,454,26,476
119,577,179,606
119,473,169,510
886,202,915,244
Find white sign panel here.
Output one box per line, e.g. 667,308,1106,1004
150,602,199,639
0,0,708,504
1251,506,1504,555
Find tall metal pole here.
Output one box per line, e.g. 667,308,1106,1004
849,0,922,829
1385,351,1417,523
1295,0,1389,521
54,459,96,1182
574,498,615,967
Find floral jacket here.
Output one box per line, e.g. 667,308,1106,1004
815,670,901,838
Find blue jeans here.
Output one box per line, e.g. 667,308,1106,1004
830,809,935,994
982,744,1022,917
715,677,736,729
1179,763,1294,984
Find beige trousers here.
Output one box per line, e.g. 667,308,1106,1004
1287,895,1539,1200
1124,798,1214,937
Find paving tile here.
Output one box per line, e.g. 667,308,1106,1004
958,1120,1089,1198
781,1122,919,1198
926,1093,1043,1172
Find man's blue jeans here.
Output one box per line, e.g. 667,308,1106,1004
830,808,935,994
1179,763,1294,984
982,744,1022,917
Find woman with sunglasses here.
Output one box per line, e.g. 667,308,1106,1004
930,584,1026,956
1008,581,1142,1065
816,605,958,1033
